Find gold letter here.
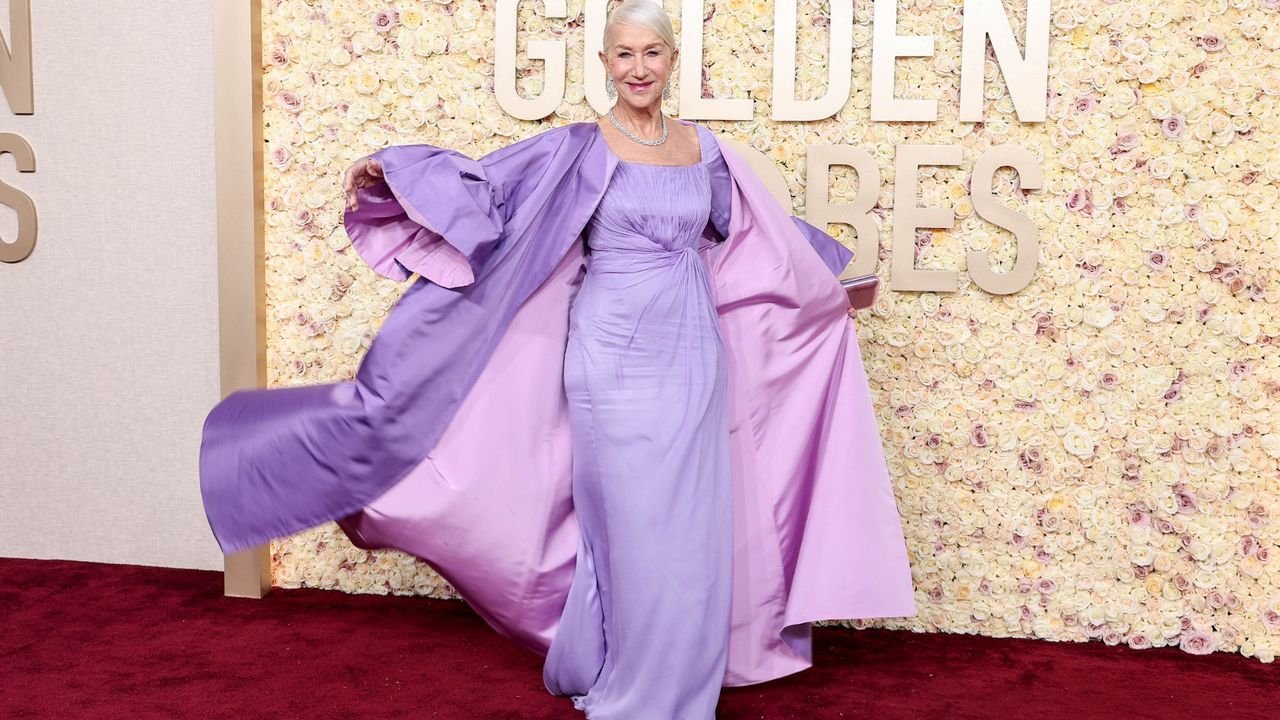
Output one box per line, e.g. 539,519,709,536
0,132,37,263
495,0,567,121
870,0,935,121
959,0,1050,122
773,1,853,121
0,0,33,114
891,144,962,292
805,145,880,276
678,0,753,120
968,145,1041,294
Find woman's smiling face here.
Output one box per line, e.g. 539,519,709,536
600,22,677,112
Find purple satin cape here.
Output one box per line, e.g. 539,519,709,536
199,121,917,686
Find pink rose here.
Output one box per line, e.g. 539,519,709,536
372,9,396,32
1066,188,1093,214
1200,34,1225,52
277,90,303,113
1115,131,1140,150
1128,507,1150,526
1161,115,1185,139
1078,258,1103,278
1179,630,1218,655
969,423,989,447
269,145,293,169
1262,610,1280,630
1233,532,1254,556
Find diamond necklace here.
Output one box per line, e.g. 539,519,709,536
607,107,668,146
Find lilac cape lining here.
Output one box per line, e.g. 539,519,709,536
199,121,917,686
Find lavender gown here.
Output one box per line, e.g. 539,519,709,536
543,130,732,718
200,120,919,718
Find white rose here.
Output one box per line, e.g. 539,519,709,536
1063,426,1096,458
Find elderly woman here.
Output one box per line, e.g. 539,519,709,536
200,1,916,718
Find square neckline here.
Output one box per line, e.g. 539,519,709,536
598,119,708,168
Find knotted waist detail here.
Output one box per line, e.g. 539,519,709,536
587,244,704,274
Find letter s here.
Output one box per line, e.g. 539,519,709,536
0,132,37,263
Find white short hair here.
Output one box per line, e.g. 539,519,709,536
604,0,677,51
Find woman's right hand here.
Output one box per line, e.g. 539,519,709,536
343,157,384,212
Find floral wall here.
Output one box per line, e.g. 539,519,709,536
260,0,1280,662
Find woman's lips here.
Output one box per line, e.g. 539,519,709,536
626,81,653,92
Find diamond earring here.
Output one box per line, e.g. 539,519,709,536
662,83,670,100
606,76,616,99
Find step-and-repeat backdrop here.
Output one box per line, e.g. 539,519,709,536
257,0,1279,662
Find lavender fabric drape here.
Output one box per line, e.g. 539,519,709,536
199,121,917,695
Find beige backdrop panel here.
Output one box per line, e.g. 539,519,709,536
0,1,222,570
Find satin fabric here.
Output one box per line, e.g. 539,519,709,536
541,144,732,718
199,120,917,689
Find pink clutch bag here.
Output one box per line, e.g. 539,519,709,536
840,274,879,311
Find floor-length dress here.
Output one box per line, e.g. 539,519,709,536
541,130,731,719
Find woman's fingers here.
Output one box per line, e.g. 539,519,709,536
344,158,383,213
343,162,358,211
345,160,367,212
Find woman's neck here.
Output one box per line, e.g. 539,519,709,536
609,103,664,137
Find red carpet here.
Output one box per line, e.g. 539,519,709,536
1,557,1275,719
